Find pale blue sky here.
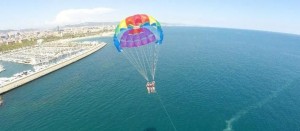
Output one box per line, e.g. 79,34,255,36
1,0,300,34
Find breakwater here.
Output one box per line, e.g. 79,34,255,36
0,43,106,94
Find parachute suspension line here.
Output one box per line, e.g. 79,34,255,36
121,43,160,82
123,49,149,81
143,43,155,81
123,50,139,69
151,43,157,81
134,47,149,81
145,44,153,80
140,45,150,80
151,44,156,81
146,43,154,81
137,45,149,80
152,44,160,80
123,49,144,76
135,46,148,81
142,44,154,81
156,92,177,131
123,51,145,80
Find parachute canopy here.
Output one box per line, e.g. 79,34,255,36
113,14,163,52
113,14,164,81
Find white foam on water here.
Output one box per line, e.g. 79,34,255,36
223,80,296,131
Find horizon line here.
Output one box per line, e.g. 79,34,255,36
1,22,300,36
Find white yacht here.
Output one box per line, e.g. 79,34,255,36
0,65,4,72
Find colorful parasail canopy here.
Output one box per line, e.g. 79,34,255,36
113,14,163,52
113,14,164,82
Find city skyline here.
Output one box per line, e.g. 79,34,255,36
2,0,300,34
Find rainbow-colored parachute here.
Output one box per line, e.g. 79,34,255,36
113,14,164,82
113,14,163,52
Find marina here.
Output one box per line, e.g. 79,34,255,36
0,41,107,94
0,40,101,65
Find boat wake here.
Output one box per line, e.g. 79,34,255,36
223,79,297,131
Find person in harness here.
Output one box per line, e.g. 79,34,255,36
146,81,156,94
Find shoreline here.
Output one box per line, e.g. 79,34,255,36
0,43,107,95
58,31,114,42
0,32,114,65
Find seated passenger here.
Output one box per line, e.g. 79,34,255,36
150,81,156,93
146,82,151,93
152,81,155,87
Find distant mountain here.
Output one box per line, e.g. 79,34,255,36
0,28,39,33
0,29,16,33
0,22,179,33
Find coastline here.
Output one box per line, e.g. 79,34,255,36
0,31,114,65
59,31,114,42
0,43,107,95
0,32,112,94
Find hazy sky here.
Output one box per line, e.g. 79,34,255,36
1,0,300,34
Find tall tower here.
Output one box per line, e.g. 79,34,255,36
57,26,63,37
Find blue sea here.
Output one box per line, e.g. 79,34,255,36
1,27,300,131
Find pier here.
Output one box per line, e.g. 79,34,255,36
0,43,106,94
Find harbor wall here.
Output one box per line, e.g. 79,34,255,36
0,43,106,94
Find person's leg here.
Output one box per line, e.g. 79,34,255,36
147,87,150,93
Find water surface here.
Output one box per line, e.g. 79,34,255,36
1,27,300,131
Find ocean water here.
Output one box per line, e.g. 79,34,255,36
1,27,300,131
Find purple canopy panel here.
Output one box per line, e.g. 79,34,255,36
127,35,134,47
133,34,141,47
148,34,155,42
120,28,156,48
140,32,148,45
